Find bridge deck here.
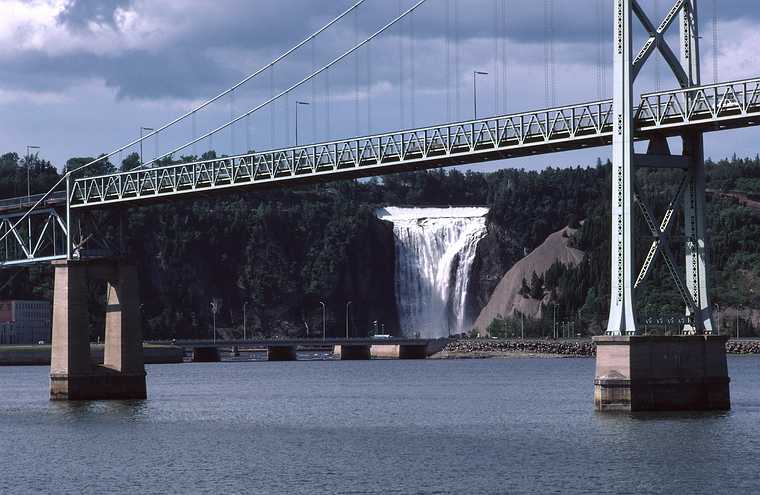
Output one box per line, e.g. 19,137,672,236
64,78,760,209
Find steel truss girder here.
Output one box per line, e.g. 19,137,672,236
61,77,760,209
0,209,68,267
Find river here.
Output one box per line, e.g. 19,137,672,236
2,357,759,494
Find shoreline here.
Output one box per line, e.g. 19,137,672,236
433,338,760,359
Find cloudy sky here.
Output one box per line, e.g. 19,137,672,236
1,0,759,173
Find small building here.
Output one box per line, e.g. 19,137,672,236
0,300,52,345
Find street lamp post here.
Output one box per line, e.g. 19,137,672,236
320,301,326,341
25,145,40,201
473,71,489,119
714,303,720,336
210,300,218,344
243,302,247,341
737,305,743,340
140,127,154,166
345,301,352,339
552,303,558,340
295,101,310,145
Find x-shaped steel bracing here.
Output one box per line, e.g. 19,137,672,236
633,176,697,313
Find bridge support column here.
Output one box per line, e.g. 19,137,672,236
333,344,371,360
50,260,146,400
370,344,429,359
594,335,730,411
267,345,297,361
192,347,221,362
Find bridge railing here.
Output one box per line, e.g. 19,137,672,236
68,99,616,207
637,77,760,128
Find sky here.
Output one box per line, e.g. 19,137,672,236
1,0,759,174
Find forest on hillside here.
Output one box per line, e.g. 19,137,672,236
1,151,759,339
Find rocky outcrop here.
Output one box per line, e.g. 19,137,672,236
472,226,584,334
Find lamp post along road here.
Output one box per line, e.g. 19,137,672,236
140,127,154,166
473,71,488,119
25,145,40,201
242,302,247,341
295,101,310,145
320,301,326,341
345,301,352,339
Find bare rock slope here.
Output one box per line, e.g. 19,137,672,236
472,226,584,335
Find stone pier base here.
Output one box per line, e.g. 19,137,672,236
267,345,297,361
594,335,730,412
192,347,221,363
370,344,429,359
51,370,147,401
334,344,371,360
50,260,146,401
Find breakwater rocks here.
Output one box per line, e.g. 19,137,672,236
441,339,596,358
726,340,760,354
441,338,760,358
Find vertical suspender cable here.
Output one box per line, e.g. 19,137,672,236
230,92,236,154
269,62,275,148
654,0,661,91
595,0,602,100
550,0,556,106
411,9,416,127
712,0,719,84
544,0,550,107
285,91,290,145
503,0,509,113
312,37,317,143
192,112,197,156
399,0,406,129
355,8,360,134
326,67,331,140
454,0,460,120
495,0,500,114
367,36,372,134
446,0,451,121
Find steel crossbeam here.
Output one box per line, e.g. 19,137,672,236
0,209,68,266
62,78,760,209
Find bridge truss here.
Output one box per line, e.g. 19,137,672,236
0,0,756,337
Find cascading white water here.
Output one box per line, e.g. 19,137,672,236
376,207,488,338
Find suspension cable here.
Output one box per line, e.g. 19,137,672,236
712,0,719,84
141,0,429,168
0,0,371,247
446,0,451,121
654,0,660,91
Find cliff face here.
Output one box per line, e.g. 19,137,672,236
472,226,584,334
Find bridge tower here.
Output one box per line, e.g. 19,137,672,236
595,0,729,411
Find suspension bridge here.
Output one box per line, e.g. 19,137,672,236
0,0,749,409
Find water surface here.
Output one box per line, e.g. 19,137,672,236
1,357,759,494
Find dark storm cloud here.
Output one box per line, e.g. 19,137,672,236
56,0,135,29
3,0,760,101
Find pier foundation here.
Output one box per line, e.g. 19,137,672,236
50,260,146,400
334,344,371,360
192,347,221,363
267,345,297,361
593,335,730,412
370,344,429,359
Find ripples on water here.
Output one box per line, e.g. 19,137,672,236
1,357,759,494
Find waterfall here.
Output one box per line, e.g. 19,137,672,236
376,207,488,338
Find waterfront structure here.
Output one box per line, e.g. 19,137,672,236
0,0,748,406
0,300,51,345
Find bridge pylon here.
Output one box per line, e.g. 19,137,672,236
49,259,146,400
595,0,729,411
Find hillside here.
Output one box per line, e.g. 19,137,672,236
472,226,584,335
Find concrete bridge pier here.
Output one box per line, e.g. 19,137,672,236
267,345,297,361
333,344,371,360
50,260,146,400
593,336,730,411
